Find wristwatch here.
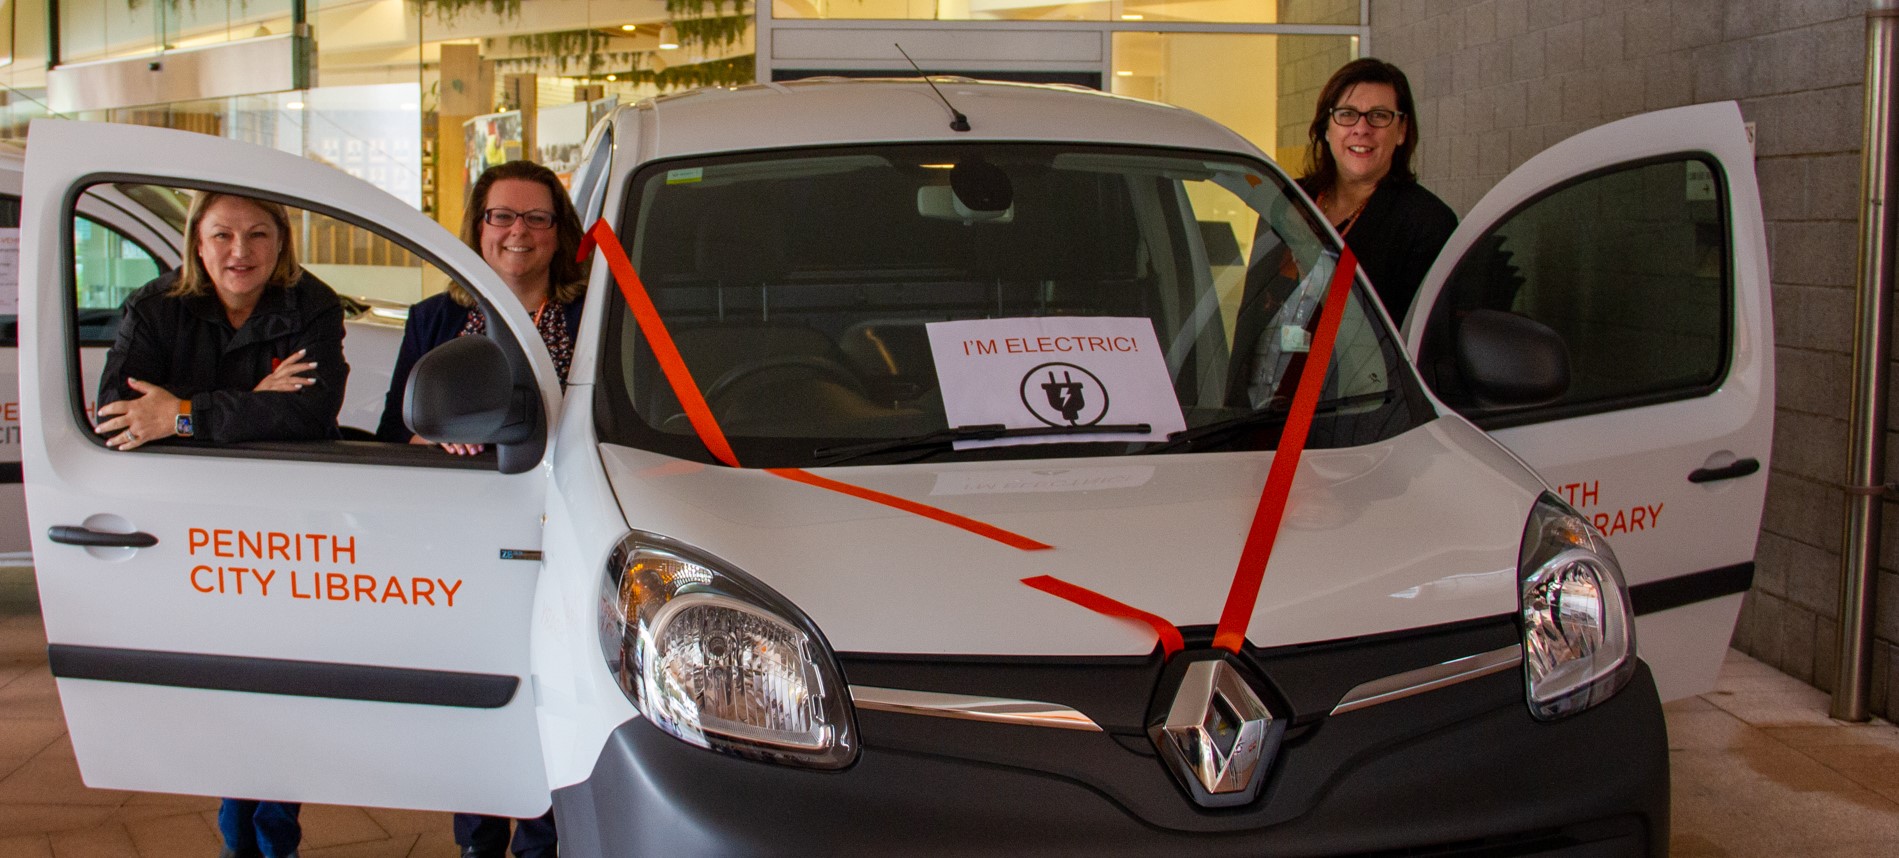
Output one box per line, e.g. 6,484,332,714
175,399,194,438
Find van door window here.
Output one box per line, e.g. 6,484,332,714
61,183,483,453
1418,156,1730,425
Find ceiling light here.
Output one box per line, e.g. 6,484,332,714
286,101,305,110
607,74,618,81
1115,70,1133,77
621,24,637,31
658,24,680,50
1121,13,1143,20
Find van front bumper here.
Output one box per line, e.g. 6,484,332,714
554,635,1667,857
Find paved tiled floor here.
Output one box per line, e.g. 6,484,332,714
1,580,1896,857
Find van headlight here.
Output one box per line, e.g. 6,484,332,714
1517,494,1638,721
598,532,857,769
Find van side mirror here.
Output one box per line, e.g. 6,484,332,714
1454,309,1570,409
404,335,545,473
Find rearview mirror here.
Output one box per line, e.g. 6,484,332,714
917,185,1014,223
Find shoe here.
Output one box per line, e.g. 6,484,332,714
218,848,263,858
462,848,505,858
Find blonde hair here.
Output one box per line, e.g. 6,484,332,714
169,192,302,298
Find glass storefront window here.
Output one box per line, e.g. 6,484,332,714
57,0,293,64
772,0,1361,23
1110,31,1355,168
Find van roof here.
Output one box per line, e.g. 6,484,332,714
615,77,1267,164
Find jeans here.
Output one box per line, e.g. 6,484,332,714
454,810,558,858
217,798,301,858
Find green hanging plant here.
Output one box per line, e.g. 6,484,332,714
617,54,755,91
495,50,646,77
503,29,619,73
506,29,610,58
672,15,750,51
409,0,521,24
666,0,747,17
124,0,221,13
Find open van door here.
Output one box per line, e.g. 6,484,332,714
1403,101,1772,701
19,119,560,814
2,171,182,559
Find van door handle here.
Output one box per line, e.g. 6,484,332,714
1688,458,1761,484
47,526,159,548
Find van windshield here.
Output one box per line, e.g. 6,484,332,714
597,143,1428,467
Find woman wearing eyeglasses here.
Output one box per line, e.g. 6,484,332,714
375,162,583,855
1300,58,1457,322
377,161,588,460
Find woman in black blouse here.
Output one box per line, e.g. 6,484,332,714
1299,58,1458,323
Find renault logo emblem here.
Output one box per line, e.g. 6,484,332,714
1149,657,1282,808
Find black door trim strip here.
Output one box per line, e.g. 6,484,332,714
0,463,21,485
1629,562,1754,616
48,644,519,709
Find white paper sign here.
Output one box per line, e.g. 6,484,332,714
0,229,18,315
925,317,1187,448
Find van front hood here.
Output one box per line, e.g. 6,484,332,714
598,417,1542,656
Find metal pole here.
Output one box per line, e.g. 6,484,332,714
1833,0,1899,722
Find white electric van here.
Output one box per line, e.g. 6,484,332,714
18,80,1769,857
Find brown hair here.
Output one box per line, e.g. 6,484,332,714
448,160,588,308
1303,58,1422,192
169,192,302,298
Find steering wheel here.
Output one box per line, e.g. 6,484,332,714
702,354,870,407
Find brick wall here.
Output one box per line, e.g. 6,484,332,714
1370,0,1886,712
1277,0,1360,165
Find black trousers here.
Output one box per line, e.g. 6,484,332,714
453,810,557,857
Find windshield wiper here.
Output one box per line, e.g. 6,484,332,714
812,423,1152,466
1142,391,1392,455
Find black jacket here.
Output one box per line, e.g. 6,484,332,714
1300,177,1458,322
98,270,349,443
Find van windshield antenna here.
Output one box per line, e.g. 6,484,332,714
896,43,971,132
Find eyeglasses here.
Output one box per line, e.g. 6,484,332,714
482,208,558,230
1329,108,1404,128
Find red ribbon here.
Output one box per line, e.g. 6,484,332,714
583,219,740,468
1021,575,1183,657
1211,248,1359,653
582,219,1051,552
767,468,1052,551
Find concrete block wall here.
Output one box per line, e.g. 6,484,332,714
1369,0,1888,713
1277,0,1360,164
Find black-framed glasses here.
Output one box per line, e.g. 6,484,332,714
482,208,558,229
1329,108,1403,128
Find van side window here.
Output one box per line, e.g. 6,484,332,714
3,197,167,348
0,193,21,348
1418,156,1729,425
74,216,165,345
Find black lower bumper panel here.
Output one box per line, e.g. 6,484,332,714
554,659,1667,857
